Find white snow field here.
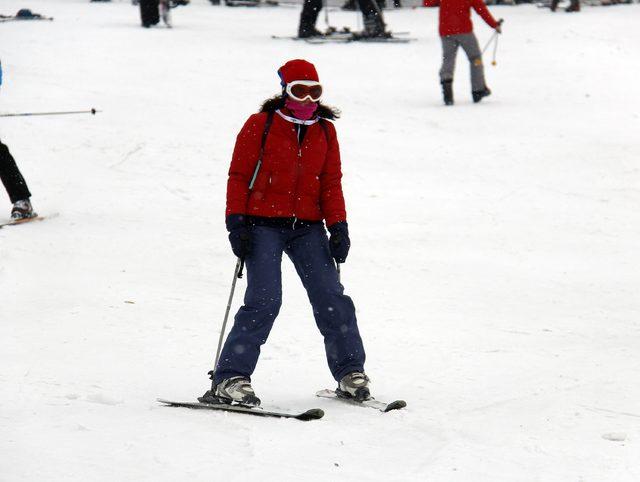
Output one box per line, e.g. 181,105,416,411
2,0,640,480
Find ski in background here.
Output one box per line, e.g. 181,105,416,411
0,9,53,22
0,213,58,229
316,389,407,412
213,0,302,5
272,32,414,43
157,399,325,421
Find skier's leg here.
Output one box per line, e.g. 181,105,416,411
439,36,458,105
150,0,160,25
139,0,153,26
298,0,323,38
0,141,32,204
140,0,160,27
159,0,171,27
439,35,459,84
357,0,386,37
459,33,487,92
214,226,286,385
286,224,366,382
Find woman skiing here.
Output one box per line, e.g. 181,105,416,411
0,140,36,220
200,59,369,407
1,62,36,220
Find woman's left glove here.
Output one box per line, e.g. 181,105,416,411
226,214,252,259
328,221,350,263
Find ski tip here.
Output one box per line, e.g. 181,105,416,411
297,408,325,421
384,400,407,412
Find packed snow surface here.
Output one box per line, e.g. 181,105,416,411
2,0,640,480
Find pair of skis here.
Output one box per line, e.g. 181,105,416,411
0,14,53,23
273,31,414,44
158,389,406,422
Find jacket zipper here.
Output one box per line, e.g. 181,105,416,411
292,125,304,224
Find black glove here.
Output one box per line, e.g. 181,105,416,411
328,221,350,263
226,214,251,259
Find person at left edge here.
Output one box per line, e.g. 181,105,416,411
200,59,370,407
0,60,37,220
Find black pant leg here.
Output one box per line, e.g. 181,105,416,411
140,0,160,26
357,0,385,34
298,0,323,36
0,141,32,204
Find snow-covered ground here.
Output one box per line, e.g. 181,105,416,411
2,0,640,480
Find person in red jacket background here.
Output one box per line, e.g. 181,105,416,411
424,0,502,105
200,59,370,407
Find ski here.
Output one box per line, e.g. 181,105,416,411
0,16,53,22
225,0,262,6
272,33,414,44
157,398,324,421
0,214,53,229
0,10,54,22
316,389,406,413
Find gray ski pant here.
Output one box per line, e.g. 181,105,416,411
439,33,487,92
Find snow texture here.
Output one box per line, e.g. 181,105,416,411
1,0,640,480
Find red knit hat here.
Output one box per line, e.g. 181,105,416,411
277,59,319,86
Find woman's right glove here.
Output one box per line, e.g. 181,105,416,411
226,214,251,259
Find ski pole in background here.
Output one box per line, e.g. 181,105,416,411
482,31,498,55
491,32,500,66
0,108,100,118
208,257,244,383
491,19,503,66
483,18,503,66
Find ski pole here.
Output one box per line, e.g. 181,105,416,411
490,18,503,66
491,31,500,66
336,262,341,283
210,257,244,379
0,108,100,118
482,31,498,55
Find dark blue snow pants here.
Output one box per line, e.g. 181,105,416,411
214,223,366,385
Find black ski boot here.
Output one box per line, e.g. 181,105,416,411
337,372,371,401
298,1,323,38
362,13,390,38
298,24,324,38
472,87,491,103
441,79,454,105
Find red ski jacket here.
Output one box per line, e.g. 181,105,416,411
423,0,498,37
226,110,346,227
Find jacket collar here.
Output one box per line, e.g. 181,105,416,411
275,109,319,126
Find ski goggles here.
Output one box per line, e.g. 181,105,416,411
285,80,323,102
